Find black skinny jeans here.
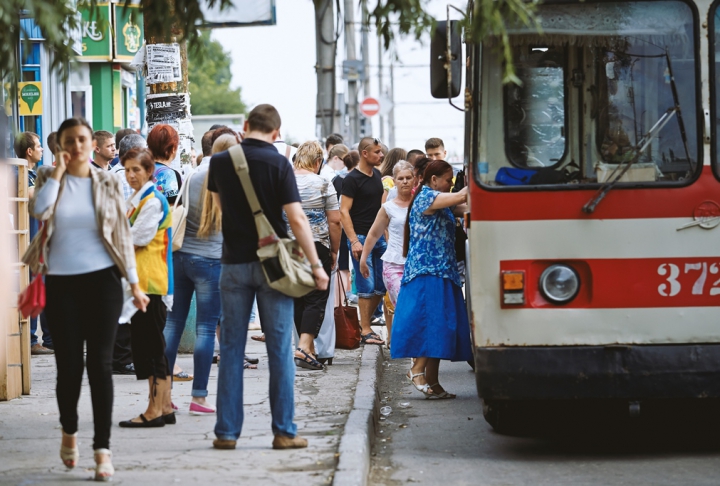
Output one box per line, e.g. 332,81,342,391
45,266,123,450
294,242,333,337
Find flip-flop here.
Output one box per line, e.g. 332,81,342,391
245,355,259,364
250,334,265,342
244,361,257,370
361,332,385,346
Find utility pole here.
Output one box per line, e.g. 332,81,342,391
344,0,359,144
361,0,370,99
389,61,396,148
360,0,370,137
143,0,193,172
377,32,384,141
314,0,338,139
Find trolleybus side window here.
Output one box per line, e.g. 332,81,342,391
487,0,699,188
504,46,567,170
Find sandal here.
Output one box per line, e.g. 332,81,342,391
93,449,114,482
244,355,259,365
427,383,456,400
244,361,257,369
60,431,79,468
173,371,193,381
406,371,432,397
361,332,385,346
250,334,265,342
294,348,325,371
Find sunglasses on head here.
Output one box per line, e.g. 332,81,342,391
361,138,382,152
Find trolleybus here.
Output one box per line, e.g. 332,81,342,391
432,0,720,431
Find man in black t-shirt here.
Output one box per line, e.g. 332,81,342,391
207,104,328,451
340,137,386,346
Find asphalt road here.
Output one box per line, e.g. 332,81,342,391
369,356,720,486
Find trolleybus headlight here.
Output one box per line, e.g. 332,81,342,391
539,265,580,304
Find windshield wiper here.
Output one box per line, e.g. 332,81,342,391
583,49,693,214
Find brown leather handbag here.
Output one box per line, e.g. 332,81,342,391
334,272,361,349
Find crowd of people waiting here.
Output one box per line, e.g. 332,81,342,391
17,103,472,481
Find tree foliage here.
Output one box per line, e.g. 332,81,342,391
187,31,245,115
1,0,537,84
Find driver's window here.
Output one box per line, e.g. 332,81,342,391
504,46,567,169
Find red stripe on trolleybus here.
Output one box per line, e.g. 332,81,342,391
472,167,720,221
500,257,720,309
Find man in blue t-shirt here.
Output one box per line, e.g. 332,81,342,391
207,104,328,451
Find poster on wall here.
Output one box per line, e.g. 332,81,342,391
146,93,194,171
145,44,182,84
18,82,42,116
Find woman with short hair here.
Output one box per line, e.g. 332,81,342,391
288,140,341,370
359,161,414,347
118,148,175,428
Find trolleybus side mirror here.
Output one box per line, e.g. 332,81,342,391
430,20,462,100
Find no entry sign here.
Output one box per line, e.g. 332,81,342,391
360,97,380,117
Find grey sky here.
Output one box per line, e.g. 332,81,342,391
211,0,465,158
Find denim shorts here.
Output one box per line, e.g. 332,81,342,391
348,234,387,298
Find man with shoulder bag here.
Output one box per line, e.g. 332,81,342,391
207,104,329,451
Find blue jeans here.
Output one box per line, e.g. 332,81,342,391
163,252,221,397
348,234,387,298
215,262,297,440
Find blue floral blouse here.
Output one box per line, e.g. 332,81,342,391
402,185,461,287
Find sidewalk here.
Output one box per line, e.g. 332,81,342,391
0,331,363,485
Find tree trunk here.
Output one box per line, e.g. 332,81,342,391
143,0,194,171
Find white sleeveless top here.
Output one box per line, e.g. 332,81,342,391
381,199,409,265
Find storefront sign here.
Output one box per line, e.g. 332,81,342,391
78,3,113,61
114,4,144,61
18,82,42,116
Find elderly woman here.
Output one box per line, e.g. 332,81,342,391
359,161,414,347
26,117,149,481
391,160,472,399
288,140,341,370
118,148,175,428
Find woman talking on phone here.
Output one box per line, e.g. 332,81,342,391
24,117,149,481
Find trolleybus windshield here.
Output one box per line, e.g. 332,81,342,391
482,0,700,189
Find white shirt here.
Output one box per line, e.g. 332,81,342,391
110,163,134,201
34,176,119,277
319,163,336,183
273,141,297,163
381,199,408,265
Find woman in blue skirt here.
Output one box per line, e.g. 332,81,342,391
391,160,472,399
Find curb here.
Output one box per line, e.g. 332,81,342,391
333,344,383,486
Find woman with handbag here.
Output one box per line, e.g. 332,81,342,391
117,148,175,428
287,141,341,370
359,161,414,348
391,160,472,399
163,134,238,416
25,117,149,481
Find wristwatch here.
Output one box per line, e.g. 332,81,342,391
310,262,323,269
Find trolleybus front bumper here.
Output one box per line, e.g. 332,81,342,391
475,344,720,400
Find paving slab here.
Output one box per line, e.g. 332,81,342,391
0,331,363,486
